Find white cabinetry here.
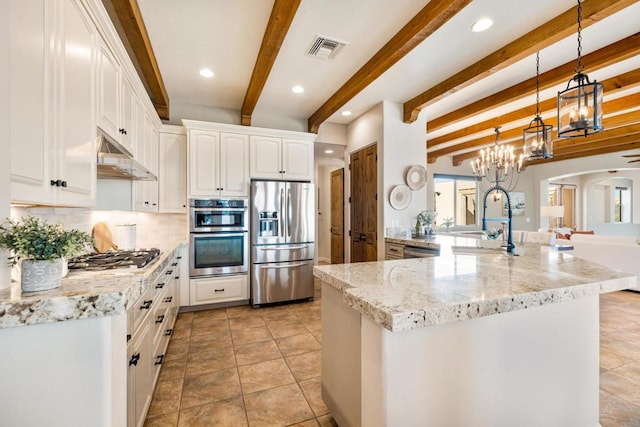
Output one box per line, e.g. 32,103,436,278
249,136,314,181
188,130,249,198
96,39,121,142
190,275,249,306
133,111,159,212
10,0,96,207
159,126,187,213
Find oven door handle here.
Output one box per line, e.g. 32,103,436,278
191,207,246,212
259,245,308,251
259,262,308,269
190,232,247,238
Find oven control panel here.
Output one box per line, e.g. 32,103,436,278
190,198,247,209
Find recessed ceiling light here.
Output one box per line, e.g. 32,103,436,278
292,85,304,94
199,68,214,78
341,111,352,116
324,149,334,154
471,18,493,32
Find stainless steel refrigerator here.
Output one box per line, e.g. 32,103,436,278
250,180,315,306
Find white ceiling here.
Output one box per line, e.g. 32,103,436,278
136,0,640,154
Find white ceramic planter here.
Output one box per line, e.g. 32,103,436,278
21,258,63,292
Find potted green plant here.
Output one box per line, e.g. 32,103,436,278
0,217,93,292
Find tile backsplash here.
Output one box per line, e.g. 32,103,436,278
10,207,188,249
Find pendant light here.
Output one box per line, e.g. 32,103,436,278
557,0,604,138
523,51,553,160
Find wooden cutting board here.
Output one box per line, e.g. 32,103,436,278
92,222,118,253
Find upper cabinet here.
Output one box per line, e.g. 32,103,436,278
159,126,187,213
188,130,249,198
249,136,314,181
10,0,96,207
96,39,121,143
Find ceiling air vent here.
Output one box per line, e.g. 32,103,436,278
305,34,349,60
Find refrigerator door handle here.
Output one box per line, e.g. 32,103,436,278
287,188,292,238
279,188,284,238
259,262,308,269
260,245,308,251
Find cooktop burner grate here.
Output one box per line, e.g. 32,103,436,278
67,249,161,270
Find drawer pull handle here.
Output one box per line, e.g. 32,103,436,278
155,354,164,366
164,328,173,336
390,248,399,252
214,288,225,292
156,282,165,289
140,300,152,310
171,262,178,267
126,333,131,342
164,296,173,303
166,270,173,275
129,353,140,366
156,315,165,324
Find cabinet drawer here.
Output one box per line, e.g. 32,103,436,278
386,243,404,260
190,275,248,305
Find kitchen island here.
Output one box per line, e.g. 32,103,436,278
313,237,636,427
0,241,185,427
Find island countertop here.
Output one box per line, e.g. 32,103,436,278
313,236,636,332
0,241,186,329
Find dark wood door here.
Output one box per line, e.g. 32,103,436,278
350,144,377,263
330,168,344,264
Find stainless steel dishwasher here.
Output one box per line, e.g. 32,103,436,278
403,245,440,258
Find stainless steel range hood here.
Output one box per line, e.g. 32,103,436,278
96,133,157,181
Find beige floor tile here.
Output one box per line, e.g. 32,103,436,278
147,378,184,417
231,326,273,345
244,383,315,427
165,338,190,360
181,368,242,410
290,420,319,426
601,348,634,371
600,371,640,406
170,326,192,341
226,305,257,319
600,390,640,427
299,377,329,417
193,308,227,322
234,340,282,366
261,310,301,324
316,414,338,427
238,358,296,395
190,322,230,337
174,312,194,327
612,361,640,384
189,330,232,354
144,411,179,427
229,315,266,330
158,356,187,382
267,321,308,339
276,333,321,357
310,329,322,344
185,346,236,376
178,396,248,427
286,350,321,381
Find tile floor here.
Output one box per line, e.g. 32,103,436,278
145,283,640,426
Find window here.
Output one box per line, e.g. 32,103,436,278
434,174,478,226
614,186,631,223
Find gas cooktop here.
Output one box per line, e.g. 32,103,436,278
67,249,161,271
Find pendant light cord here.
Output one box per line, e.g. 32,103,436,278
575,0,584,73
535,51,540,117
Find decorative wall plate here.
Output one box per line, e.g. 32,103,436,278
390,185,411,210
406,165,427,190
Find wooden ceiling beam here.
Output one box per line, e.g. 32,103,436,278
110,0,170,119
427,68,640,148
527,138,640,165
428,98,640,163
306,0,471,133
241,0,301,126
402,0,638,124
427,32,640,132
451,119,640,166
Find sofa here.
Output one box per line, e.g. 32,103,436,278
564,233,640,288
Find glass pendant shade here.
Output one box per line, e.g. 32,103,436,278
523,116,553,160
557,72,603,138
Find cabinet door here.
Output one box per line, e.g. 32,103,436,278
249,135,282,179
282,138,313,181
9,0,54,205
189,275,248,305
132,99,147,211
55,0,96,207
96,39,121,142
120,77,136,152
219,132,249,196
159,132,187,213
130,321,152,427
144,113,159,211
188,130,220,197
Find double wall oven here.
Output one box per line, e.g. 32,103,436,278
189,198,248,277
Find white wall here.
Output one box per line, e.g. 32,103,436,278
317,122,348,146
0,2,11,289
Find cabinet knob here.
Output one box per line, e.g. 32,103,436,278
144,201,149,205
154,354,165,366
140,300,152,310
163,296,173,303
155,282,165,289
155,314,165,324
60,180,67,188
164,328,173,336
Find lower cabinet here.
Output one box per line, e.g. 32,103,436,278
127,251,181,427
190,275,249,305
385,243,404,260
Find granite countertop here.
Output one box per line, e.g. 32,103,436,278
0,241,186,329
314,236,636,332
